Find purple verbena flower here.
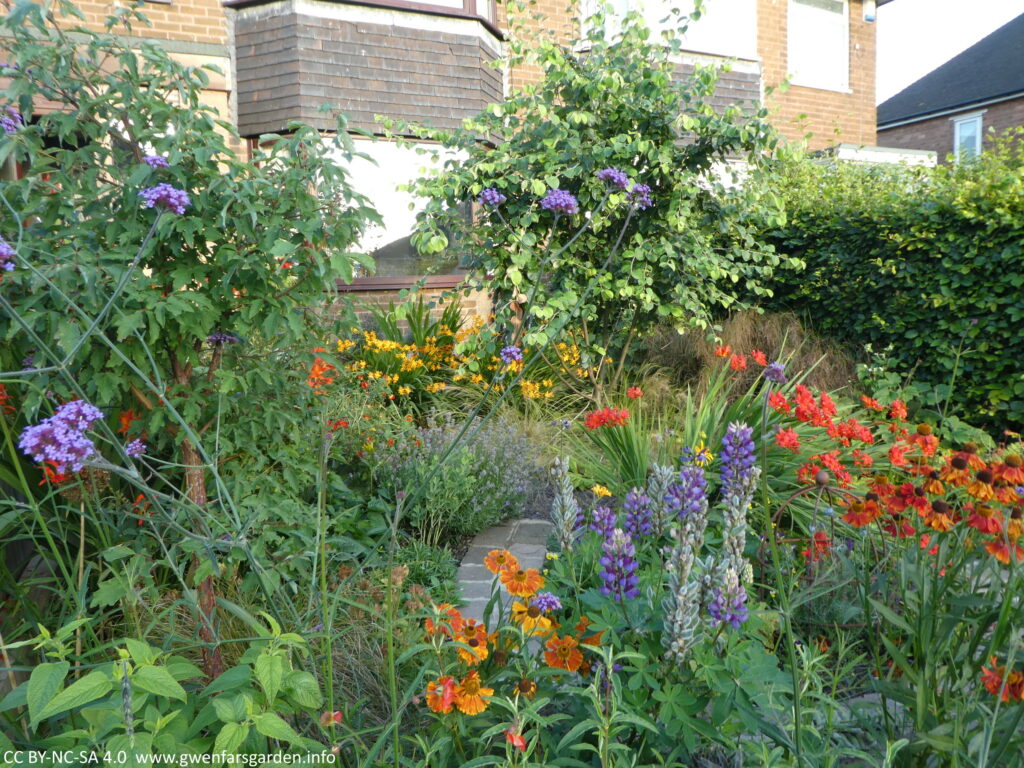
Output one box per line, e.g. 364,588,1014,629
21,352,35,369
599,528,640,602
500,344,523,365
207,331,238,345
764,361,787,384
533,592,562,612
720,422,756,491
18,399,103,473
0,236,16,272
627,183,652,210
540,188,579,215
125,439,147,458
139,183,190,215
478,187,507,206
707,580,749,630
1,106,23,135
623,488,653,536
596,167,629,189
665,464,708,521
143,155,170,169
588,505,617,538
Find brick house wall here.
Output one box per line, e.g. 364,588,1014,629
759,0,876,149
877,97,1024,162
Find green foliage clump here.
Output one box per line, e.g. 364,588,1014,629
757,137,1024,430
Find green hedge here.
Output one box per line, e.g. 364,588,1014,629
755,135,1024,430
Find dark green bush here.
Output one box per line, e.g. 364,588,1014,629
756,134,1024,430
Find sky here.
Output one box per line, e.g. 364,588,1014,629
876,0,1024,104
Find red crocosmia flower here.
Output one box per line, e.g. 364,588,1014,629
729,354,747,371
768,391,792,415
852,449,874,468
888,443,911,468
801,531,831,563
774,428,801,453
813,451,852,488
0,384,14,415
117,409,140,436
888,400,908,421
505,726,527,753
860,395,885,412
751,349,768,366
584,408,630,430
796,462,822,485
39,460,69,486
981,658,1024,702
626,386,643,399
715,345,732,358
819,393,837,418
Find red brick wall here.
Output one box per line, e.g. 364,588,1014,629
877,98,1024,162
331,287,493,325
73,0,229,46
759,0,876,149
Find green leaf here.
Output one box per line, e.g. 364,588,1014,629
253,711,302,744
27,662,70,726
283,670,322,709
254,653,284,704
132,666,187,701
213,721,249,753
32,670,112,726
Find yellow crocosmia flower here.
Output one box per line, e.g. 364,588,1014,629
591,484,612,499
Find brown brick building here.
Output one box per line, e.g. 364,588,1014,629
877,12,1024,163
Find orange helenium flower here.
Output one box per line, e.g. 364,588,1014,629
981,658,1024,702
425,603,464,638
455,670,493,715
511,601,553,636
426,676,457,713
967,505,1002,535
456,619,489,666
985,539,1024,564
544,633,583,672
500,568,544,597
484,549,520,574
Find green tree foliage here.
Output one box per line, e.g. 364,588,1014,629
399,7,791,384
755,135,1024,430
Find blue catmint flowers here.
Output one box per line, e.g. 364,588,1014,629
125,439,147,457
0,236,16,272
500,345,523,364
623,488,653,536
478,187,506,206
720,422,756,491
18,400,104,473
627,183,652,210
589,505,617,538
1,106,22,135
596,167,629,189
139,183,190,215
143,155,170,169
665,464,708,521
764,361,787,384
599,528,640,602
707,569,749,630
532,592,562,612
540,188,579,215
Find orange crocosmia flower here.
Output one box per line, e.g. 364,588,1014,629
511,601,553,636
888,443,911,468
715,345,732,358
484,549,520,574
860,395,885,412
500,568,544,597
117,409,140,436
544,633,583,672
454,670,493,715
729,354,747,372
768,391,791,415
852,449,874,468
307,356,336,392
39,460,69,486
801,531,832,563
0,383,14,415
426,675,457,713
751,349,768,366
774,427,801,453
505,727,527,753
425,603,465,638
985,539,1024,565
888,400,908,421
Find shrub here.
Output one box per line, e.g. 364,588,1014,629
756,137,1024,430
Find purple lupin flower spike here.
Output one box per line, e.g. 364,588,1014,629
622,488,653,536
665,464,708,521
707,569,749,630
589,505,617,538
720,422,756,493
599,528,640,602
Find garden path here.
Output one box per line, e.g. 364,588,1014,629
457,518,551,621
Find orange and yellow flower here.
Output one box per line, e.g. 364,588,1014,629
454,670,493,715
544,633,583,672
981,657,1024,702
484,549,520,574
500,568,544,597
511,601,553,636
426,675,457,713
425,603,464,638
456,619,489,666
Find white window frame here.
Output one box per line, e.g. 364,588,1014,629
787,0,850,93
951,111,984,162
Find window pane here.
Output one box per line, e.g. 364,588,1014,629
956,118,980,159
788,0,848,91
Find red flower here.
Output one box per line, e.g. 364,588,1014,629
626,386,643,399
801,531,831,563
888,399,908,421
852,449,874,468
715,345,732,358
584,408,630,430
774,427,801,453
729,354,747,371
888,443,911,468
751,349,768,366
117,409,140,436
768,391,792,415
860,396,885,412
0,384,14,415
505,726,527,753
319,710,344,726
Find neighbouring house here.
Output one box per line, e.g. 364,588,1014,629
877,11,1024,163
5,0,886,307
